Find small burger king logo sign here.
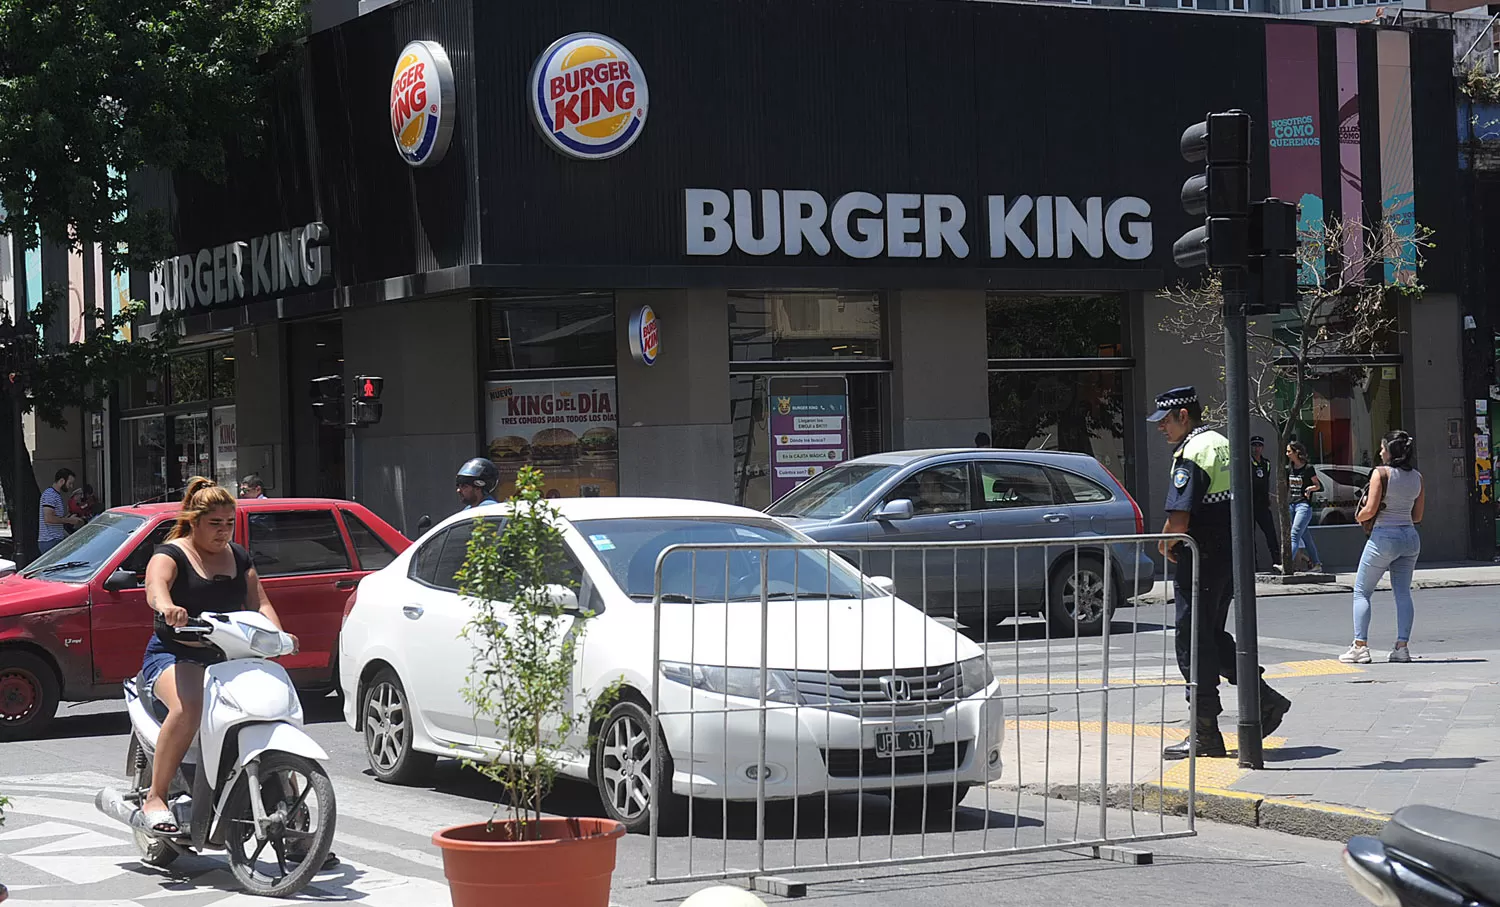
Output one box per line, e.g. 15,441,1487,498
390,41,455,167
530,33,649,160
628,305,659,366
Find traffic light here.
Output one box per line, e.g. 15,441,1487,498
309,375,343,426
352,375,384,425
1246,199,1299,315
1173,110,1252,271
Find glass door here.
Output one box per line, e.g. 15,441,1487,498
173,413,212,488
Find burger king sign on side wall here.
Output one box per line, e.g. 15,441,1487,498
530,33,649,160
390,41,455,167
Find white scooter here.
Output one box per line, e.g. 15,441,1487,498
96,611,337,897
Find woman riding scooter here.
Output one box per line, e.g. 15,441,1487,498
138,478,297,835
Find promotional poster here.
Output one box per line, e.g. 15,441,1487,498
485,378,619,499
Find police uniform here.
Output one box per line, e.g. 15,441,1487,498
1250,436,1280,568
1148,387,1290,758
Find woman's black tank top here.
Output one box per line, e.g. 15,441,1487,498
152,542,252,645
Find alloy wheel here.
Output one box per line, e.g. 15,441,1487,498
1063,570,1106,624
601,714,653,821
364,682,407,773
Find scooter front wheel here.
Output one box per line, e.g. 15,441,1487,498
222,753,336,897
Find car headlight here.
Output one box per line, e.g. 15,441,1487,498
959,655,994,698
660,662,805,705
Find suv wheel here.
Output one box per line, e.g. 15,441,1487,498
1046,555,1114,636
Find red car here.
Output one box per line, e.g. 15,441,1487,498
0,498,409,740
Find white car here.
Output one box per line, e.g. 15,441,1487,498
338,498,1005,833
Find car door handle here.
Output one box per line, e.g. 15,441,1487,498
1043,513,1070,524
402,605,424,620
336,580,357,591
948,519,977,530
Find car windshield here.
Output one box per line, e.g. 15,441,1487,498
765,463,898,520
20,513,147,583
573,517,875,603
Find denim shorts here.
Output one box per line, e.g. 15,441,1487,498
139,633,222,696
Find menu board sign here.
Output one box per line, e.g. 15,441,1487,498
768,376,850,501
485,378,618,499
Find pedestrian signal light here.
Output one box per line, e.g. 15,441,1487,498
309,375,343,426
356,376,384,402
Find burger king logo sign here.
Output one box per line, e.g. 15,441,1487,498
530,33,649,160
628,305,659,365
390,41,455,167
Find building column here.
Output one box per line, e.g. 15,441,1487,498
615,290,732,502
888,290,989,450
1401,292,1467,561
234,324,289,498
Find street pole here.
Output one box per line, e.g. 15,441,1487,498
1222,268,1265,769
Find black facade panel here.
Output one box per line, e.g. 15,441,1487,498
1410,29,1458,292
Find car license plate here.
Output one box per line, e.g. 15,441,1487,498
875,728,933,758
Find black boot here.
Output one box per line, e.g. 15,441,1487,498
1164,716,1227,761
1260,689,1292,738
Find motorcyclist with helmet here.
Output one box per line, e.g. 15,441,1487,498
456,457,502,510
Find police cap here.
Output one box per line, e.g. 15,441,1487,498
1146,386,1198,423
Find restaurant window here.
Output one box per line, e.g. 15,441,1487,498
117,346,236,505
484,295,618,500
730,292,890,510
986,294,1132,496
1283,366,1402,527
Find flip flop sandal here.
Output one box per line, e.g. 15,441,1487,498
143,809,179,836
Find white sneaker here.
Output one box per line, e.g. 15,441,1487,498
1340,644,1373,664
1390,646,1412,663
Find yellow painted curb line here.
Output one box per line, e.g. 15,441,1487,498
1002,658,1363,685
1003,719,1287,750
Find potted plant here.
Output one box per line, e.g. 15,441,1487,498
431,466,624,907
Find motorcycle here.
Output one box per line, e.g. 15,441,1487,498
1344,804,1500,906
95,611,337,897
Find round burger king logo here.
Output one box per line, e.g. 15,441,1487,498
629,305,659,365
530,33,649,160
390,41,455,167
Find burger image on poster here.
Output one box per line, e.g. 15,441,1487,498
579,426,618,459
530,428,582,466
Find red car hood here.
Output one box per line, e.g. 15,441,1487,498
0,573,89,618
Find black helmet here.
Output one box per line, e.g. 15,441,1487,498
456,457,500,491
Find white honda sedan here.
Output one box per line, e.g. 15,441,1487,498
339,498,1004,833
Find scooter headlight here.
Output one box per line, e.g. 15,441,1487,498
246,627,293,658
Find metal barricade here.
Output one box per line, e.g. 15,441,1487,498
646,534,1200,886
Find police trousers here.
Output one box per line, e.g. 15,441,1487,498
1171,542,1276,721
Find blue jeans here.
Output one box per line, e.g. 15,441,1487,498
1353,525,1420,643
1289,502,1319,565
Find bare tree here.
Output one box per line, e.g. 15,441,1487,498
1160,213,1433,570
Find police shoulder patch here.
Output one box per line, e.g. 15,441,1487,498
1172,467,1190,489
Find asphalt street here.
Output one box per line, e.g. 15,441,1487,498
3,586,1486,905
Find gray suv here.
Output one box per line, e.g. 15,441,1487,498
766,449,1156,635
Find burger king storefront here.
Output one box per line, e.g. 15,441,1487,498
126,0,1473,561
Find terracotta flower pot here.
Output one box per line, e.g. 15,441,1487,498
433,817,626,907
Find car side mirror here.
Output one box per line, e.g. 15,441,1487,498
873,499,915,522
867,575,896,594
103,569,140,591
542,584,582,615
0,559,16,579
416,515,432,532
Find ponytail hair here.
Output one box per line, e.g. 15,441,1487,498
167,477,237,540
1383,431,1416,471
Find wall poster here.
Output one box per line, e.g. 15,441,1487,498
1265,24,1324,285
485,378,618,499
767,376,850,501
212,406,238,489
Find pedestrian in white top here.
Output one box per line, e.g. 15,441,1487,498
1342,431,1424,664
38,468,82,555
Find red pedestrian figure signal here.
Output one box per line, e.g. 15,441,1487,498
355,376,384,402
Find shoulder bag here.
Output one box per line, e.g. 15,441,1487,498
1356,466,1386,535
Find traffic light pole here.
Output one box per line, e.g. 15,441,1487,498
1222,270,1265,769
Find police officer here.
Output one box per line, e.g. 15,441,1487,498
455,458,501,511
1249,436,1281,570
1147,387,1292,759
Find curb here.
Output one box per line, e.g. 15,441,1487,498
1135,575,1500,604
1019,782,1389,842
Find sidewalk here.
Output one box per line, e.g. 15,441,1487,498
1004,647,1500,841
1136,560,1500,604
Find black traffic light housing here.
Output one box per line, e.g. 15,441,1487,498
1173,110,1252,271
1247,199,1299,315
309,375,343,427
352,375,384,426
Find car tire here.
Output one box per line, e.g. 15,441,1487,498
891,783,973,822
0,649,60,741
1045,555,1114,637
361,669,435,785
593,700,686,835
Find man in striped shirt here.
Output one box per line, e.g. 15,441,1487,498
38,468,82,555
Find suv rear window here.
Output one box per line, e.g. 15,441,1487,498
1049,468,1113,504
